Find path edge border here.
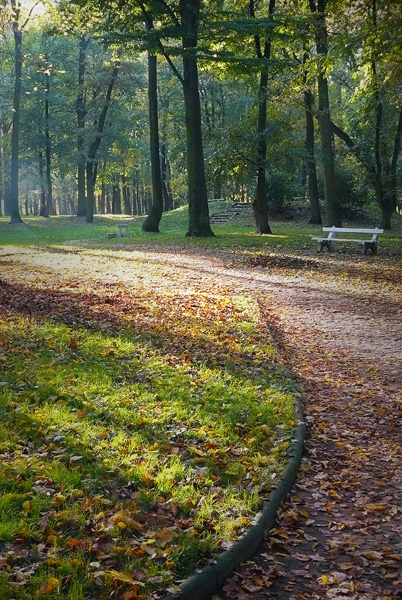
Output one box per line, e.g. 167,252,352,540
162,397,306,600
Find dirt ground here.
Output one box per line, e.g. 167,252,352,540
1,243,401,600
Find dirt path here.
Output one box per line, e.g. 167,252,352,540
2,244,402,599
214,265,402,599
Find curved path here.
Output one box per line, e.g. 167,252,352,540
212,258,402,599
2,244,402,599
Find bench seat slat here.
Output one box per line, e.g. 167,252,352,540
312,237,373,243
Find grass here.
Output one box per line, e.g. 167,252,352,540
0,200,401,254
0,216,300,599
0,204,401,598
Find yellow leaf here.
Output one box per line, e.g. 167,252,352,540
22,501,31,513
155,528,175,547
365,504,387,511
108,570,145,586
41,577,60,594
117,521,127,529
363,551,383,560
318,574,330,585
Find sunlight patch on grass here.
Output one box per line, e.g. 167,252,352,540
0,289,298,598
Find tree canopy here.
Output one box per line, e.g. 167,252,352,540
0,0,400,230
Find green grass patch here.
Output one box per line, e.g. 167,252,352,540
0,289,298,598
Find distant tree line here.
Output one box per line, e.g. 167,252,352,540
0,0,401,233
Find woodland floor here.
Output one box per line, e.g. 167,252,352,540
1,242,402,600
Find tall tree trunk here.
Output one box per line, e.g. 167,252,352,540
10,4,23,224
250,0,275,234
309,0,341,227
99,179,106,214
44,79,56,216
122,174,131,214
161,142,174,211
76,36,88,217
39,151,47,217
304,87,321,224
142,50,164,232
85,54,120,223
254,70,272,233
112,184,121,214
180,0,214,237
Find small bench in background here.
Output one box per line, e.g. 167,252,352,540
107,224,128,239
312,226,384,255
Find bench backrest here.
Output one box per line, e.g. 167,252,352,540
322,227,383,234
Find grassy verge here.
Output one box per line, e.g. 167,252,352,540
0,207,400,598
0,249,298,599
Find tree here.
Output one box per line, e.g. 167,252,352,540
141,16,164,232
85,50,120,222
301,49,321,224
93,0,215,236
250,0,275,234
329,0,402,229
308,0,341,226
76,35,89,216
178,0,214,236
9,0,25,223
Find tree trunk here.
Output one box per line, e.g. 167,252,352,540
180,0,214,237
253,70,272,234
39,151,47,217
250,0,275,234
309,0,341,227
85,54,120,223
10,14,23,224
99,179,106,214
112,184,122,214
161,143,174,211
45,82,56,216
122,174,132,215
304,88,321,224
86,161,96,222
142,51,164,232
76,36,88,217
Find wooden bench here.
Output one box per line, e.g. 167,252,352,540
312,226,384,255
107,224,128,239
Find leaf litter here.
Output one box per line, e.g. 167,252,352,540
1,242,401,599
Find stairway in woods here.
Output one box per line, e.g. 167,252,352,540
209,202,252,224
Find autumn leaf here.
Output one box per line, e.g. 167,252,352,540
40,577,60,594
363,551,383,560
365,504,389,512
154,528,175,547
108,570,145,586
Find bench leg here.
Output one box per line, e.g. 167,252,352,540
363,242,377,255
318,240,334,252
